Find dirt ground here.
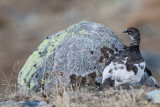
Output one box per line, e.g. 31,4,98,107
0,0,160,93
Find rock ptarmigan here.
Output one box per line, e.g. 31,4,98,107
102,27,145,87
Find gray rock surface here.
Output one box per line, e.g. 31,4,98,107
18,21,124,92
139,72,158,87
18,21,159,92
146,90,160,103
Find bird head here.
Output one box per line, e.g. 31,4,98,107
123,27,140,46
123,27,140,36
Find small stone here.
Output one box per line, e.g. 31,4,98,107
1,100,48,107
146,90,160,103
1,100,15,106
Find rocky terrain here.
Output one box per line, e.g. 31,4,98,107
1,0,160,90
0,0,160,106
1,87,160,107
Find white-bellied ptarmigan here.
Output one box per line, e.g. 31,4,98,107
102,27,146,87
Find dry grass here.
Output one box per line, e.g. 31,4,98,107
0,82,160,107
0,61,160,107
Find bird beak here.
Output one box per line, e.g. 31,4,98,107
123,29,128,33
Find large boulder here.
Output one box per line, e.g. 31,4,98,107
18,21,158,92
18,21,124,91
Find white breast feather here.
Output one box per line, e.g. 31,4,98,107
102,61,145,86
133,62,145,82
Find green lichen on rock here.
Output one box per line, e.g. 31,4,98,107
18,21,124,92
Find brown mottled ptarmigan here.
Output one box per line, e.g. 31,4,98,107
102,27,146,87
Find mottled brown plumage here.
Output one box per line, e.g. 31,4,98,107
102,27,145,87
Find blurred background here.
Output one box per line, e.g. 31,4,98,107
0,0,160,93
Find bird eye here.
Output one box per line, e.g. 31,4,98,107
128,29,133,32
